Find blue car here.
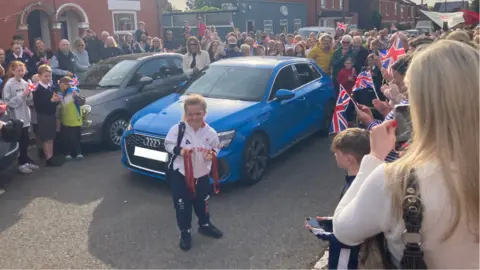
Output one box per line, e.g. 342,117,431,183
121,57,336,185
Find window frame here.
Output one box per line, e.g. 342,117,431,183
264,20,273,34
267,64,302,101
321,0,326,8
293,19,301,31
112,11,138,34
279,19,288,34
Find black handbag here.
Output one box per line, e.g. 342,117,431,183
361,169,428,269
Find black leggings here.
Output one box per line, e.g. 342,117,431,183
18,127,31,165
169,169,212,232
62,126,82,156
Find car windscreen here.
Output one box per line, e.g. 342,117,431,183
79,60,138,88
183,66,272,101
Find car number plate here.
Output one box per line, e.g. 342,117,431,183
134,147,169,162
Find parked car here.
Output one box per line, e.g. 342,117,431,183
298,26,336,39
79,52,187,149
0,103,19,171
121,57,336,185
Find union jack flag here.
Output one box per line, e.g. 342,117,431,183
329,85,351,135
336,22,348,31
69,75,79,87
27,80,37,92
380,36,405,68
353,71,374,92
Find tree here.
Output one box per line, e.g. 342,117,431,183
470,0,479,12
186,0,206,10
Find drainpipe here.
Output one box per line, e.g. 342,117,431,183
314,0,318,25
157,0,163,38
342,0,346,22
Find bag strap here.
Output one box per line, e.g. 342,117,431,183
400,169,428,269
168,122,186,170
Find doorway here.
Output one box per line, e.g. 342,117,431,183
26,10,51,49
58,11,80,43
246,20,255,33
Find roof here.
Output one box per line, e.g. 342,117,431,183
211,56,311,69
96,52,182,64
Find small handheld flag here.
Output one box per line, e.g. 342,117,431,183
329,85,351,135
336,22,348,31
380,37,405,69
69,75,79,87
27,80,37,92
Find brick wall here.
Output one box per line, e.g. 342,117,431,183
0,0,161,51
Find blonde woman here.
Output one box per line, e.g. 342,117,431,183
164,94,223,251
306,33,334,75
149,37,163,52
182,36,210,76
101,36,123,60
333,40,479,268
240,44,250,56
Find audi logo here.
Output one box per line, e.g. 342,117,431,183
143,137,162,148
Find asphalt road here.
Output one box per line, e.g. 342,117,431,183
0,135,343,269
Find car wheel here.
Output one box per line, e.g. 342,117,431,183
103,114,129,150
241,133,269,185
318,99,336,137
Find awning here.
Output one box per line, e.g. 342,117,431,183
462,9,480,25
420,10,465,28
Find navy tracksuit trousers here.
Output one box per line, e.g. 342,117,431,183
170,169,211,232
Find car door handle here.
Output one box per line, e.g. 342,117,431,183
298,96,306,101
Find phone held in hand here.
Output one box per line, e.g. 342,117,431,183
394,104,411,144
305,217,322,229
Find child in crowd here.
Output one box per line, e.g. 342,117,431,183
305,128,370,269
336,57,357,95
33,64,62,166
2,61,38,174
58,76,85,160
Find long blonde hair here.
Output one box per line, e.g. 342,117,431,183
385,40,479,241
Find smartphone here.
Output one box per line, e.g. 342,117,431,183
394,104,411,143
305,217,321,228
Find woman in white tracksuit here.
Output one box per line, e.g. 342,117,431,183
164,94,223,251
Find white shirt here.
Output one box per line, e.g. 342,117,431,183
333,155,479,269
164,122,220,178
182,50,210,76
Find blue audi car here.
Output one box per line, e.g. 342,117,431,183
121,57,335,185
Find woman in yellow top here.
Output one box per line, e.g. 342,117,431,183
307,34,334,76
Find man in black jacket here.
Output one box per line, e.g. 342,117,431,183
83,29,104,64
50,39,78,85
352,36,369,74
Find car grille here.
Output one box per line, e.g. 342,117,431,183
124,133,168,175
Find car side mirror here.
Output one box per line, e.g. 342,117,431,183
275,89,295,101
138,76,153,91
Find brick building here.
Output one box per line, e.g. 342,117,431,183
350,0,417,29
0,0,164,51
318,0,358,28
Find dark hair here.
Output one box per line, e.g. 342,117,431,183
409,37,434,49
391,54,412,76
331,128,370,163
12,35,24,41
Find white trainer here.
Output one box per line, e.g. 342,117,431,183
18,164,33,174
27,163,40,170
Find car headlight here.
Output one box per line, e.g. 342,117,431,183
218,130,235,149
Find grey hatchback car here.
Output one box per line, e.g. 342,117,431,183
79,53,187,149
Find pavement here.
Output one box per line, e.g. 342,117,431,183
0,135,343,269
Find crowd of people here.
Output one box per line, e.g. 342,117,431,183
0,14,479,267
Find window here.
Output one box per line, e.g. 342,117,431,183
205,13,232,26
183,66,272,101
411,6,415,18
340,0,343,10
112,12,137,33
395,3,398,15
321,0,326,8
401,6,404,18
264,20,273,34
172,14,197,27
280,19,288,34
80,60,139,88
294,19,301,31
294,64,320,85
136,59,170,80
270,66,301,100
